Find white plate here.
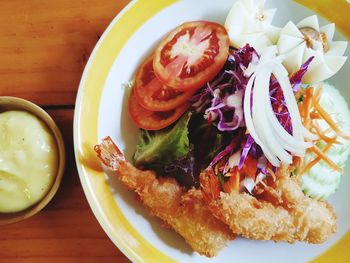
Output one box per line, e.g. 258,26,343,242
74,0,350,262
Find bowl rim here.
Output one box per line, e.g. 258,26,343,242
0,96,66,225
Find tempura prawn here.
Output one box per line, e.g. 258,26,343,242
95,136,234,257
200,167,337,244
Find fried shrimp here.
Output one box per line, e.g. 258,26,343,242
200,167,337,244
95,136,234,257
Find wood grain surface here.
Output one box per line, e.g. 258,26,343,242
0,1,131,262
0,0,130,106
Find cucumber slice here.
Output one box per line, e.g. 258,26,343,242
302,173,341,200
301,82,350,200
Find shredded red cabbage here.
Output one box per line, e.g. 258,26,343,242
257,155,268,174
209,138,236,167
238,135,254,169
290,56,315,92
192,44,258,132
239,56,314,168
270,56,314,134
192,46,313,181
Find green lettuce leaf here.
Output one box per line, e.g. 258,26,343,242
133,112,192,166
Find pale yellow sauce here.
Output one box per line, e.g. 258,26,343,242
0,111,58,213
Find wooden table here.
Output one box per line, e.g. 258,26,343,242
0,1,131,262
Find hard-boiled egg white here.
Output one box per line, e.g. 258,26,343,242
225,0,280,54
277,15,347,83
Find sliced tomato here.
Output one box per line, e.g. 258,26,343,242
128,88,189,130
153,21,230,91
134,55,194,111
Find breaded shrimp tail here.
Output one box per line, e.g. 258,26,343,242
95,136,234,257
200,168,336,244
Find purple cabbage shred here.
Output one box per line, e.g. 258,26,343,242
290,56,314,92
192,44,258,132
209,137,237,167
192,46,313,179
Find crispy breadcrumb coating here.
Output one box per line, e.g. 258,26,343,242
95,137,234,257
200,167,336,244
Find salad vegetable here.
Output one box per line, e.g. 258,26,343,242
127,0,349,202
128,88,189,130
134,111,241,187
191,45,256,132
153,21,230,92
277,16,348,83
301,83,350,199
96,0,350,256
225,0,280,54
243,46,311,167
133,112,192,166
128,21,231,130
134,55,194,112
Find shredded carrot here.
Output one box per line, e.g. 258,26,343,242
259,180,268,188
242,156,258,179
309,144,342,173
310,111,321,119
208,172,221,200
301,87,314,126
292,156,304,177
312,88,350,141
313,101,350,140
300,140,335,175
298,157,304,176
298,104,304,118
224,172,232,177
313,84,323,104
339,132,350,140
223,170,240,194
306,128,319,140
313,101,338,131
233,171,240,192
323,126,334,135
267,167,276,182
295,83,348,176
312,123,341,145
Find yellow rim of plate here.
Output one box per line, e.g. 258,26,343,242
73,0,350,262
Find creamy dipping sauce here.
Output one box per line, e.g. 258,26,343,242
0,111,58,213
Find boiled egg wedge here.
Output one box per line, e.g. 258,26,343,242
277,15,347,83
225,0,280,54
